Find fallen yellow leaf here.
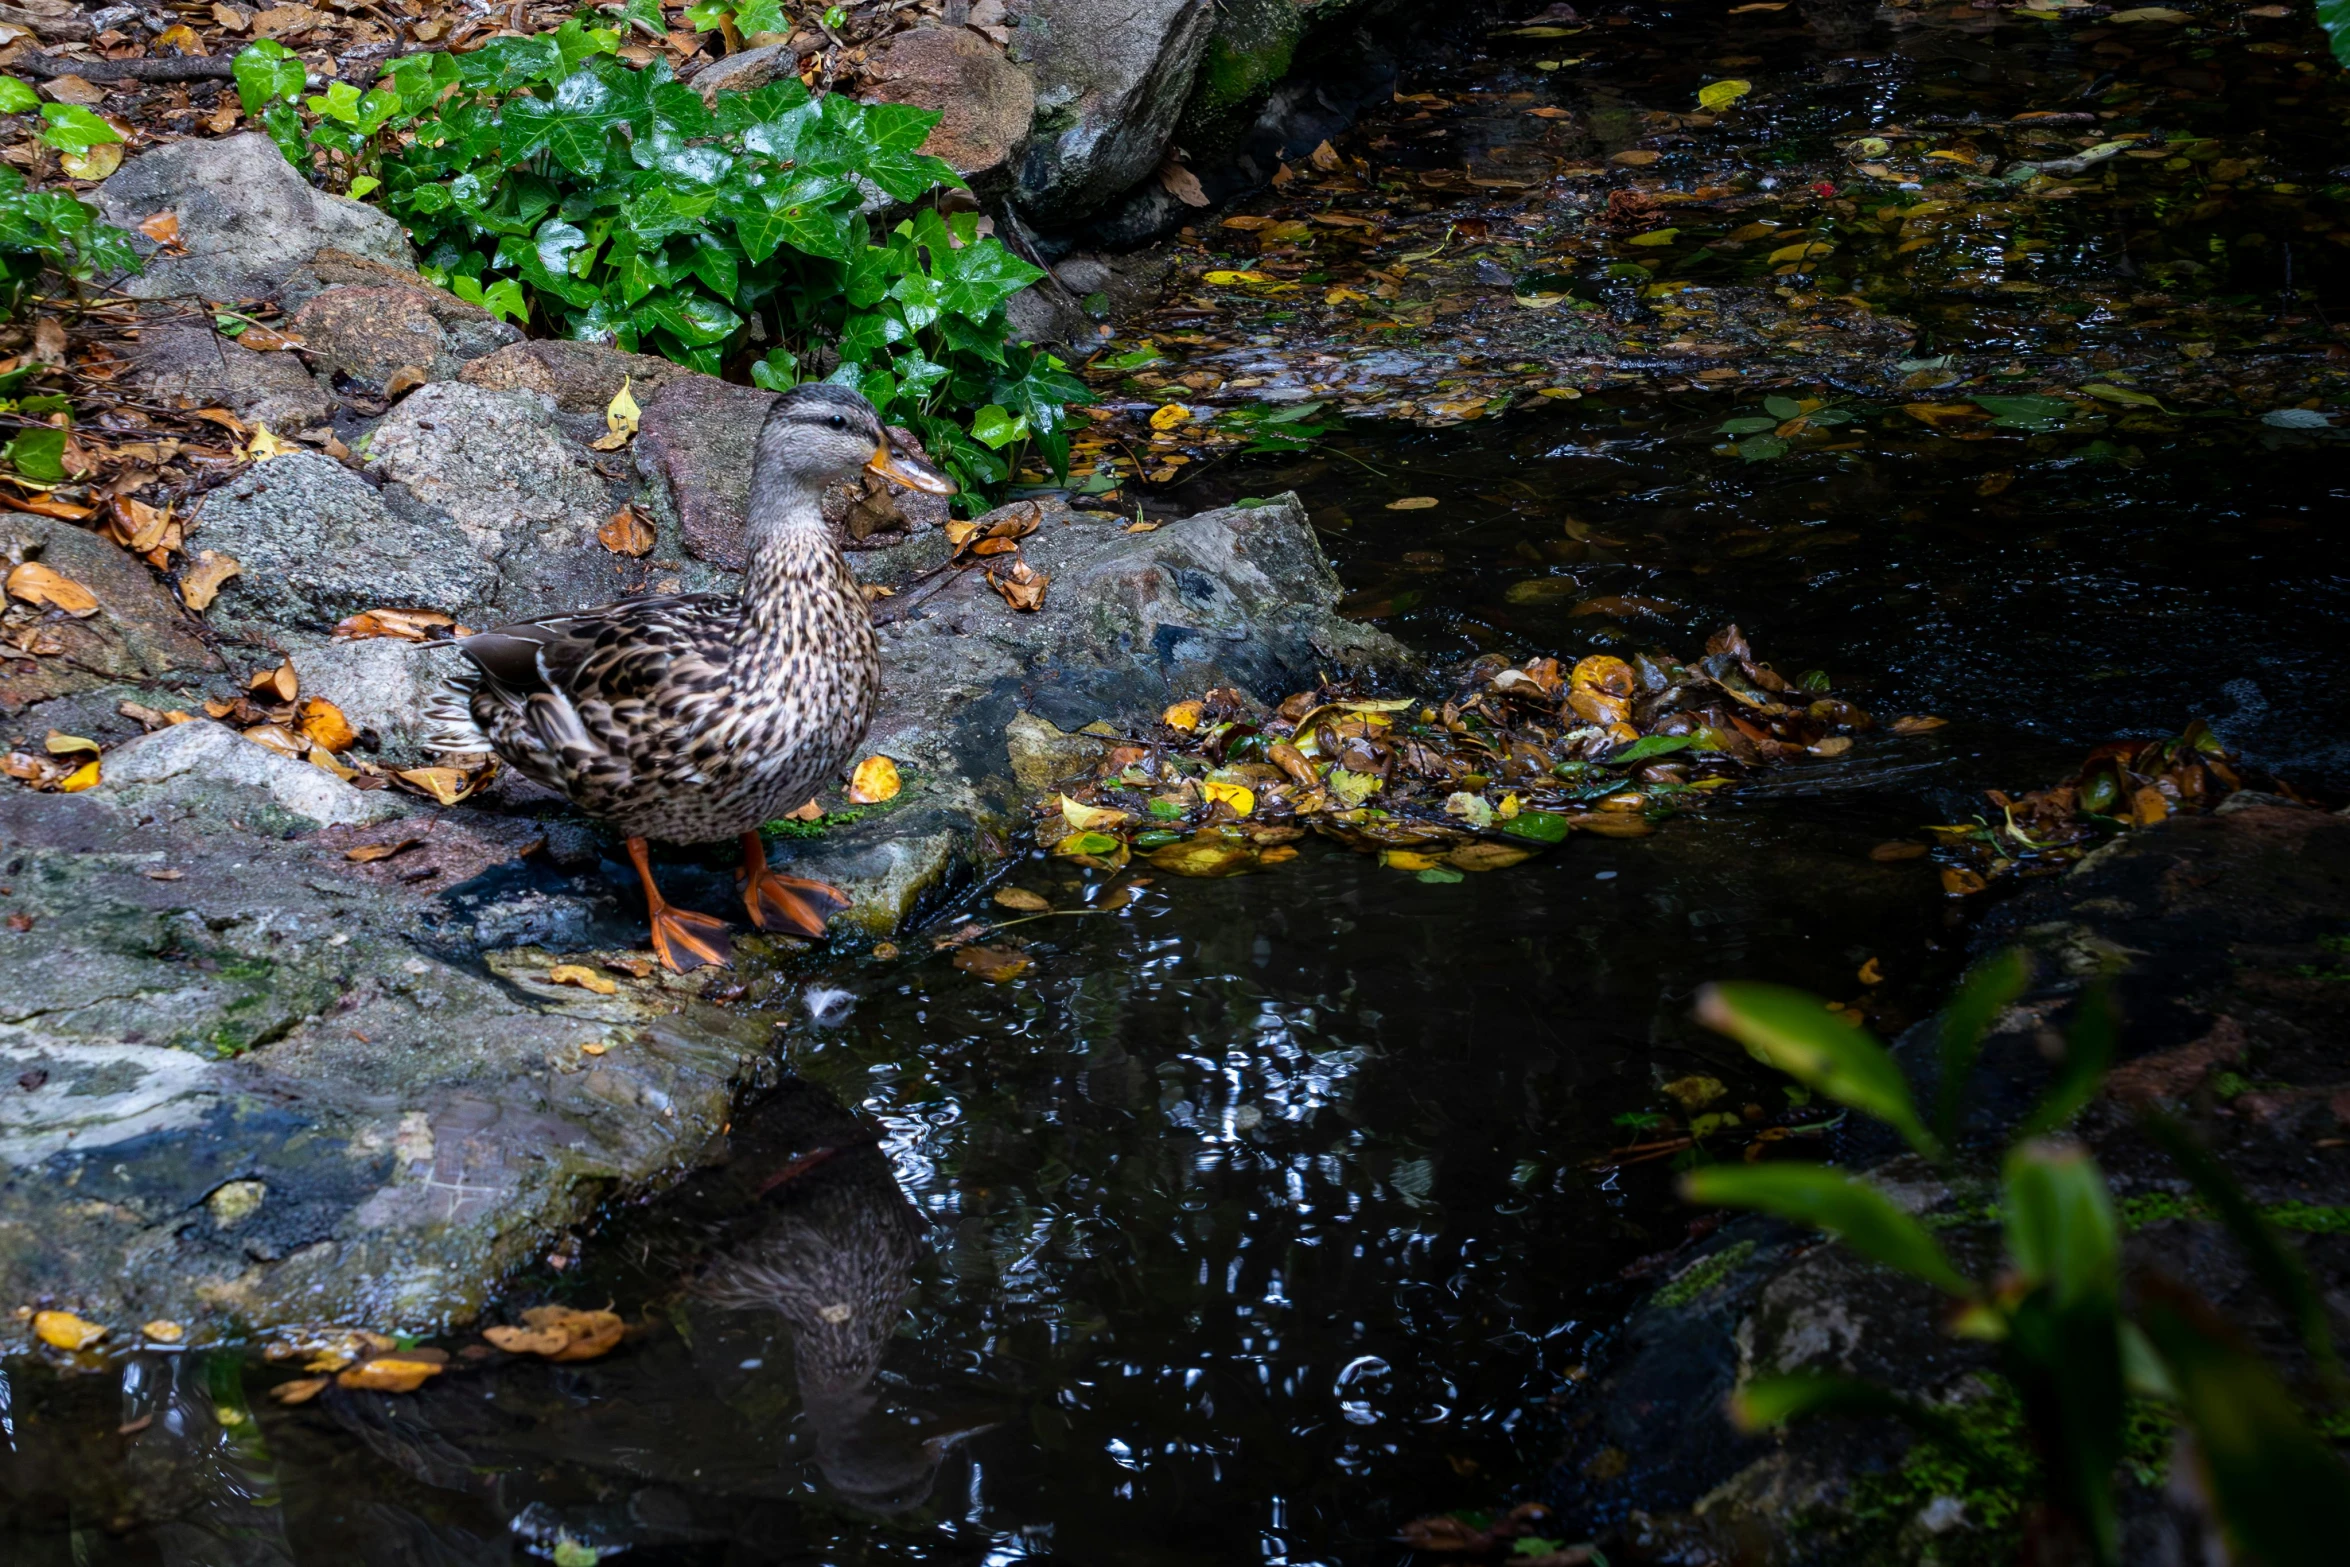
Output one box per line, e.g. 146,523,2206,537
1203,269,1272,285
1697,79,1751,111
243,423,295,461
1058,792,1131,831
847,754,901,804
269,1376,329,1405
548,963,618,995
1766,240,1837,263
1149,403,1194,431
1162,699,1205,731
397,766,479,806
1202,779,1256,818
58,760,99,792
337,1357,444,1393
592,376,640,451
142,1319,185,1343
298,697,356,752
33,1310,107,1351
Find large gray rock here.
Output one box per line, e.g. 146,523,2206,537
94,718,413,832
188,451,499,630
96,133,415,303
1008,0,1216,224
288,636,469,767
0,512,219,720
362,383,615,560
287,282,523,393
122,318,336,433
865,25,1037,185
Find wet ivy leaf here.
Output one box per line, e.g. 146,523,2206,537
1971,394,2071,431
1503,811,1572,844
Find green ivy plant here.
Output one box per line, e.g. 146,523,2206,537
1684,954,2350,1566
233,25,1086,505
0,78,139,310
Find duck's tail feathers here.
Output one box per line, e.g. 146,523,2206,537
422,667,495,758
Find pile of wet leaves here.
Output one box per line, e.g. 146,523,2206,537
1904,719,2307,897
1033,625,1920,885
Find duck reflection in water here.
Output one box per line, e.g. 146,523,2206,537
692,1127,980,1516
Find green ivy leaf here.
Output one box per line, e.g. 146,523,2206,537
932,235,1046,321
232,40,307,118
638,288,744,347
0,77,39,115
37,104,121,154
969,403,1026,449
4,425,65,482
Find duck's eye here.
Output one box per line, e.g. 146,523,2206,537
828,414,845,430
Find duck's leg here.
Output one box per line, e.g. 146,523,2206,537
626,835,731,972
737,831,849,938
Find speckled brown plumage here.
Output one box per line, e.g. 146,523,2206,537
427,385,952,967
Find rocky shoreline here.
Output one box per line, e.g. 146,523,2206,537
0,126,1408,1341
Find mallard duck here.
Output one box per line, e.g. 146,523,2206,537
426,384,953,971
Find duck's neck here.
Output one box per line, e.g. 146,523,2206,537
737,470,848,640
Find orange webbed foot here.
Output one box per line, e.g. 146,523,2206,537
741,867,849,937
649,905,733,972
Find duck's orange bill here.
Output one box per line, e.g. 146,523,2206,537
868,443,956,495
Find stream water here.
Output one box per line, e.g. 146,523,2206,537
8,3,2350,1564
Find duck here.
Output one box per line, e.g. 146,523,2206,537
425,383,953,972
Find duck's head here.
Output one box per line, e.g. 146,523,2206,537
754,383,955,497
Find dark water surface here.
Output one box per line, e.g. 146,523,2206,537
9,4,2350,1563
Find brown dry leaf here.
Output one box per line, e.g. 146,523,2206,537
5,561,99,616
516,1304,626,1361
1888,715,1947,736
242,724,306,759
1940,866,1988,896
1309,139,1342,172
29,317,66,365
2131,786,2171,827
397,767,480,806
105,493,172,554
1157,159,1209,207
381,364,427,401
345,837,420,863
298,697,356,752
988,559,1049,612
236,324,304,352
1148,837,1261,877
250,658,298,702
336,1357,444,1394
33,1310,107,1351
333,607,456,642
993,887,1051,912
783,797,823,822
1220,214,1275,231
598,504,656,556
954,944,1031,983
1869,841,1928,862
1447,841,1535,872
269,1376,328,1405
180,550,243,611
1611,149,1662,166
847,754,901,804
548,963,619,995
203,97,241,134
0,490,97,521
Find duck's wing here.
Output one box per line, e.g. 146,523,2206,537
453,595,738,797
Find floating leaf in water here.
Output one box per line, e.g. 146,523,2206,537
1386,496,1439,510
993,887,1050,912
2261,408,2332,430
1697,79,1751,111
954,944,1030,982
1148,835,1259,877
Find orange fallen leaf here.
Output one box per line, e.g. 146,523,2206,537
345,837,421,862
396,766,481,806
484,1324,570,1356
847,754,901,804
1163,700,1204,731
137,210,182,250
236,324,304,352
5,561,99,616
269,1376,329,1405
104,493,172,554
548,963,618,995
298,697,357,752
598,504,656,556
994,887,1051,912
336,1357,444,1394
783,797,823,822
179,550,242,611
1888,715,1948,736
1611,149,1662,166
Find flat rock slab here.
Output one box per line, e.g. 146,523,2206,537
122,319,336,435
0,512,219,718
288,283,522,392
0,486,1407,1344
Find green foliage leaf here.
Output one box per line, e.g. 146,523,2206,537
1937,947,2033,1148
0,77,39,115
4,425,64,481
1971,393,2072,431
1609,733,1695,765
232,41,307,118
2138,1277,2350,1567
2002,1140,2119,1306
1695,982,1942,1159
1682,1163,1974,1295
37,103,120,154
